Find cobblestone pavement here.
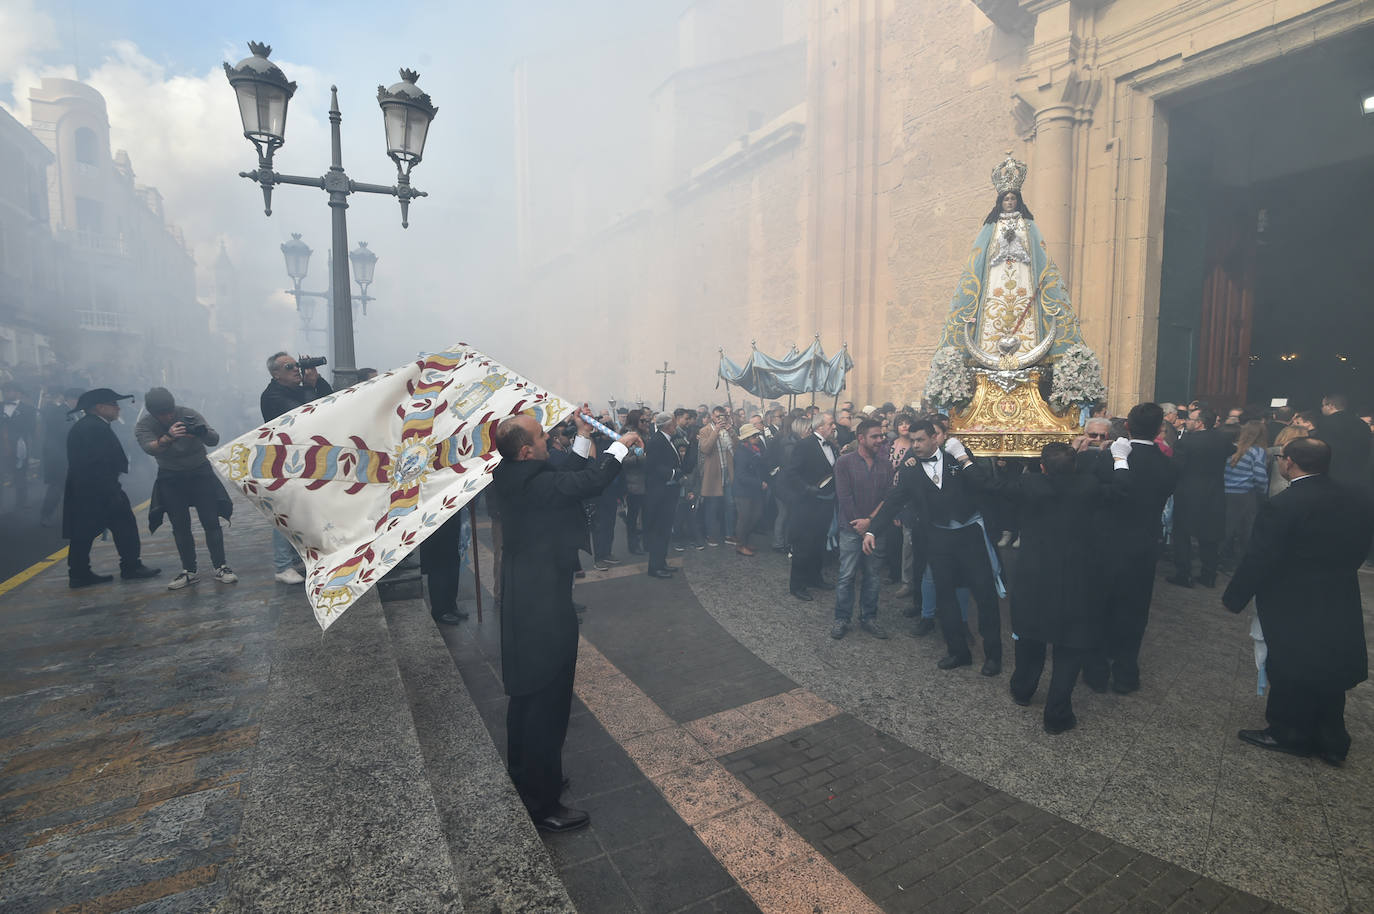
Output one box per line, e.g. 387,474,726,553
0,499,278,912
3,497,1369,913
451,518,1366,913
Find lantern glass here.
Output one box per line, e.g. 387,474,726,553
382,103,430,163
349,242,378,285
280,234,312,281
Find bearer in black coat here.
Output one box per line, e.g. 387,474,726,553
643,411,696,578
1170,407,1231,587
493,409,639,832
868,420,1005,675
1314,393,1372,489
63,389,160,588
1083,403,1179,695
1223,437,1374,765
783,412,838,600
1000,440,1132,732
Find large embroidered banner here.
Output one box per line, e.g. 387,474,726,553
210,344,571,629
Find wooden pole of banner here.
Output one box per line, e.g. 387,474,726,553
468,500,483,622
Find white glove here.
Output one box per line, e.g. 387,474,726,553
1109,437,1132,461
944,437,968,461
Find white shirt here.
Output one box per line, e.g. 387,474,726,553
921,450,944,489
572,436,629,462
815,432,835,466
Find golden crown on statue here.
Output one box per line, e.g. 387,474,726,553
991,155,1028,194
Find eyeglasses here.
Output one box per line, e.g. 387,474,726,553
1085,432,1108,439
277,362,301,372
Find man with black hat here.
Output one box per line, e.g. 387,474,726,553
63,388,160,588
136,387,236,590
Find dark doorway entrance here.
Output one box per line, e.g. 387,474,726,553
1155,26,1374,414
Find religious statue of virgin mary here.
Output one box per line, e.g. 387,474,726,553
925,155,1104,454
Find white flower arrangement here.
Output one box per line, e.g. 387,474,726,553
1049,344,1106,410
925,346,975,409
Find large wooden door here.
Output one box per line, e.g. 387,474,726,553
1195,196,1256,408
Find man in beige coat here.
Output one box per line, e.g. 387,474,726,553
697,408,734,545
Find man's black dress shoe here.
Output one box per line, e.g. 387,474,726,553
532,804,590,833
69,571,114,589
433,610,468,626
1010,689,1031,707
937,654,972,670
811,580,835,591
648,569,673,579
790,588,814,602
1238,728,1312,757
1166,576,1193,588
980,659,1002,677
120,563,161,580
912,617,936,637
1044,716,1078,735
1111,680,1139,695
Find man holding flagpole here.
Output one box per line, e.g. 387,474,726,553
493,405,640,832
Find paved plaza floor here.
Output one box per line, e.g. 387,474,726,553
1,492,1370,912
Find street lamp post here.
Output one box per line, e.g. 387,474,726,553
280,234,378,356
224,42,436,387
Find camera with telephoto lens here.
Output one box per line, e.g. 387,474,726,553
297,355,328,370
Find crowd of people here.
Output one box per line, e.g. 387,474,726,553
24,352,1372,834
545,394,1372,756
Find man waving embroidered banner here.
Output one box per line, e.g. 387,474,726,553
210,343,571,629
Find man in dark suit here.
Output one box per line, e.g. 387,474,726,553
1223,437,1374,765
644,411,695,578
493,409,639,832
1169,407,1230,587
784,411,837,601
1003,439,1132,732
1315,393,1371,490
868,420,1005,675
1083,403,1178,694
63,388,160,588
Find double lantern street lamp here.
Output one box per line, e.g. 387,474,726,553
223,41,437,387
280,234,378,358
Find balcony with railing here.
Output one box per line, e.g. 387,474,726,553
59,229,131,257
75,309,137,333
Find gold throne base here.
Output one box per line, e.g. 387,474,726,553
947,370,1082,457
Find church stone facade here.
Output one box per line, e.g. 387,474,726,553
515,0,1374,410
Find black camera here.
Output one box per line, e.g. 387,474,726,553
298,355,328,370
179,415,209,438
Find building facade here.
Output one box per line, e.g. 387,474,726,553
27,78,212,392
0,107,60,380
515,0,1374,411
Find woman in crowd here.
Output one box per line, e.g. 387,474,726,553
1220,419,1269,572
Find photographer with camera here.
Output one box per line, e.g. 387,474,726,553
261,352,333,423
136,387,236,590
260,351,333,583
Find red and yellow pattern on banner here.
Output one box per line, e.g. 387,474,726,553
211,343,570,630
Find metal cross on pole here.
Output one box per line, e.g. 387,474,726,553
656,361,676,412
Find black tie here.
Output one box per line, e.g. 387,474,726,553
917,454,938,463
